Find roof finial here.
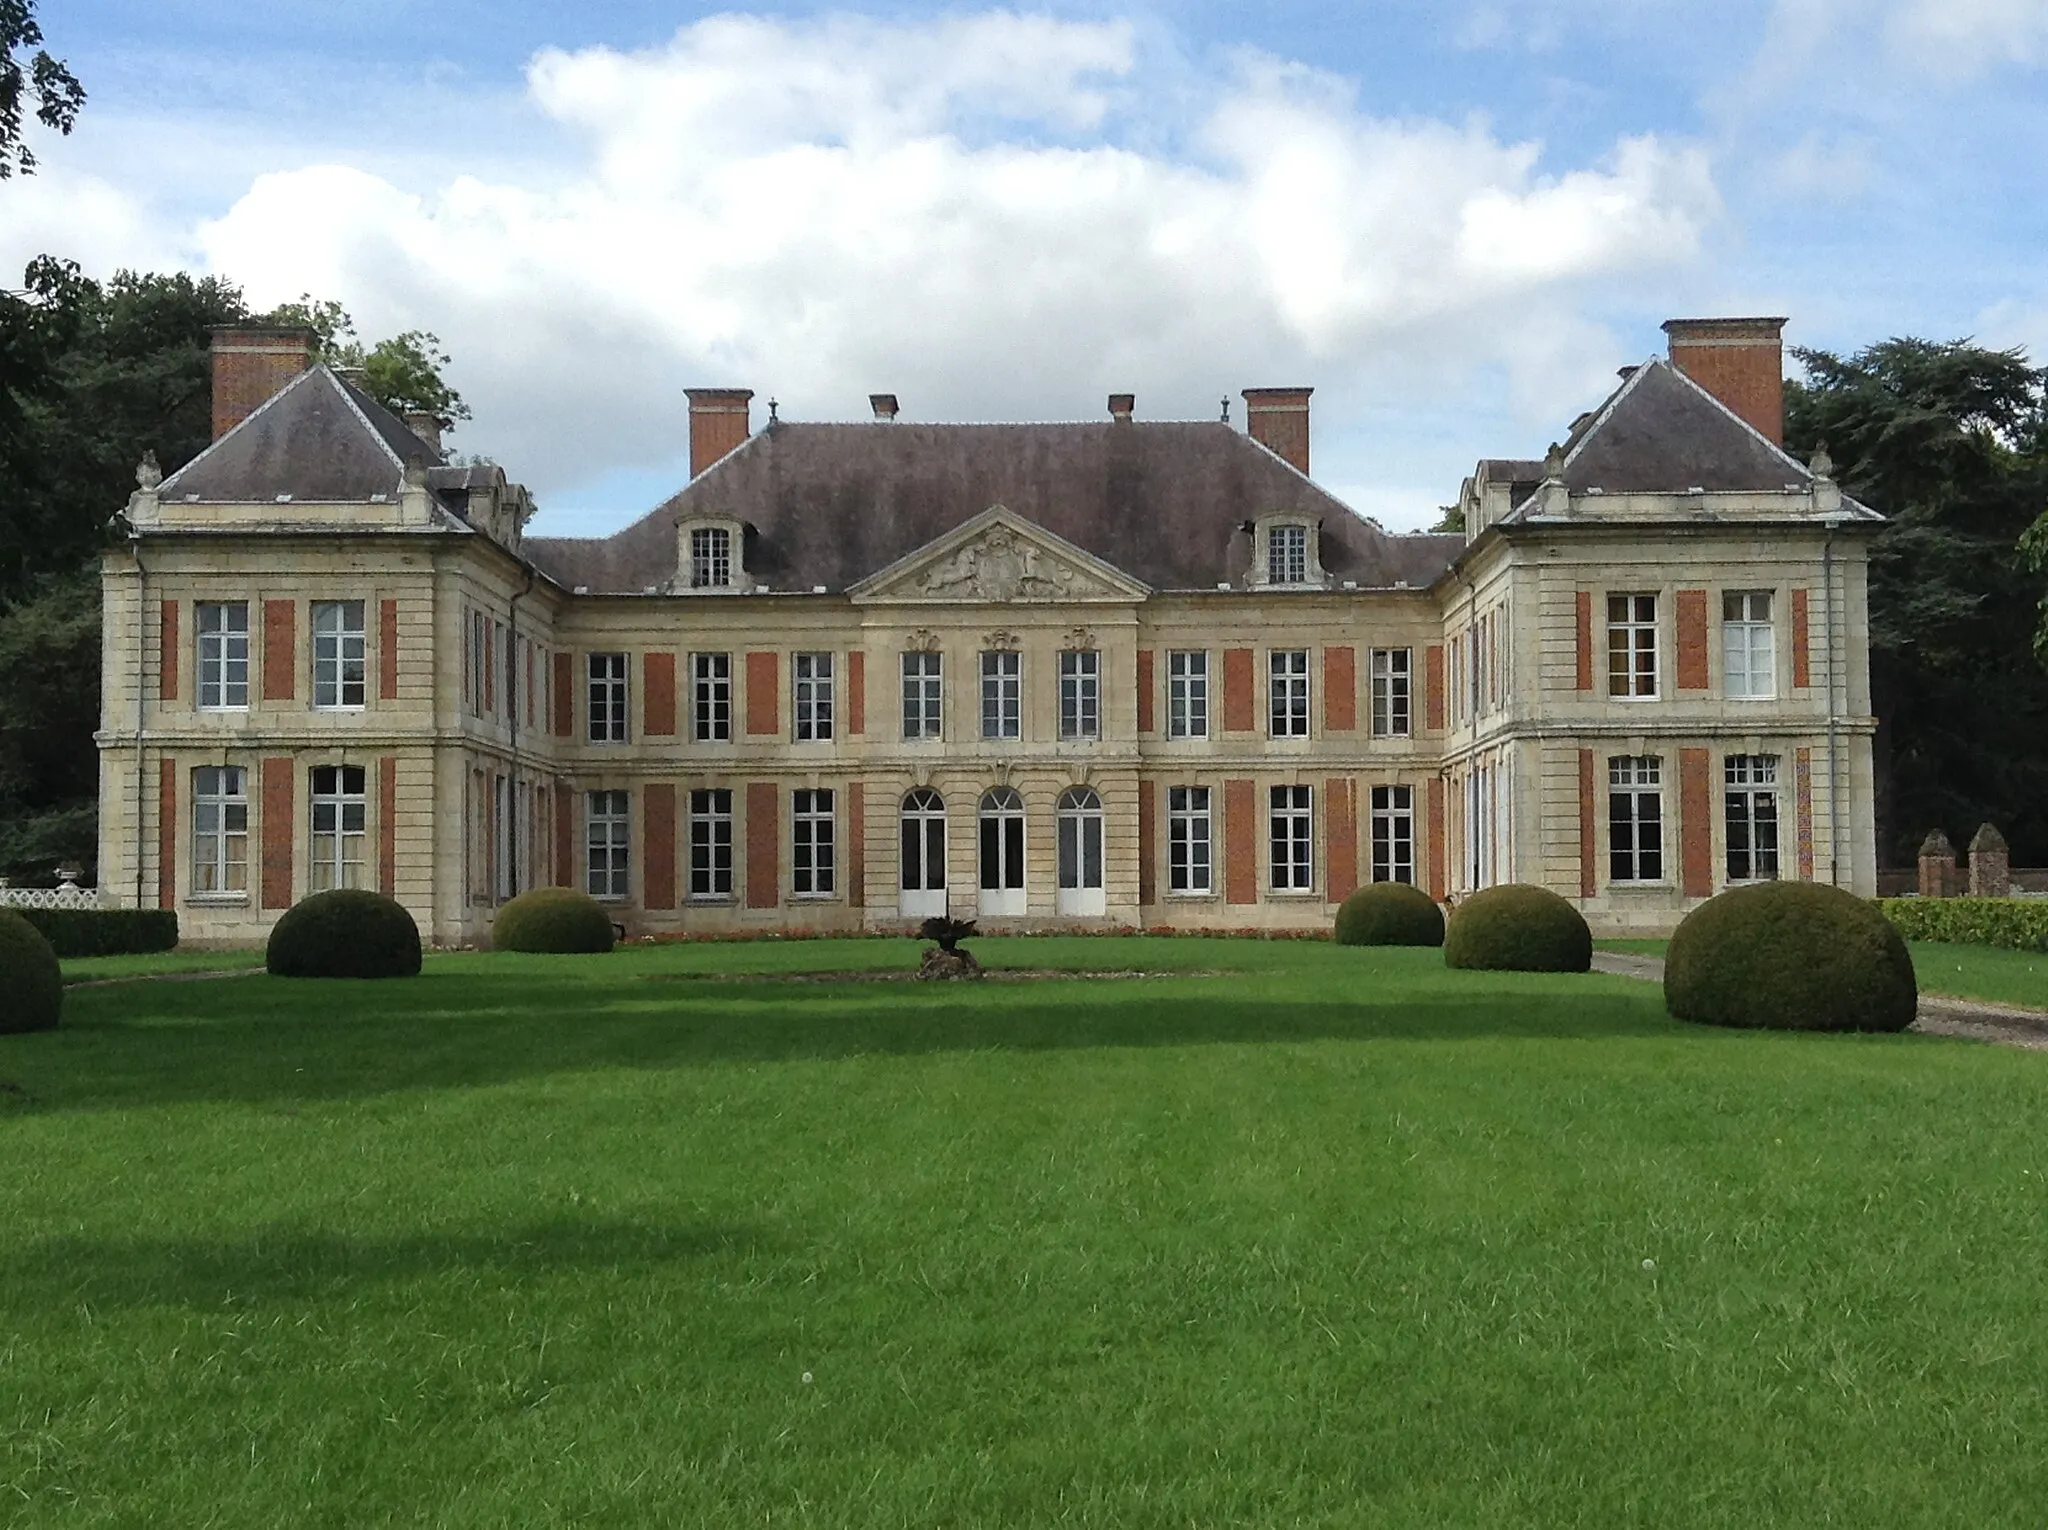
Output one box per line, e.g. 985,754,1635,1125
1220,397,1230,423
1542,441,1566,481
135,450,161,491
1809,440,1833,480
768,397,780,425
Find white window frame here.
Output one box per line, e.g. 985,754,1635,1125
196,601,249,711
977,786,1027,915
311,599,366,711
1055,786,1105,916
1268,523,1310,585
191,765,248,897
1167,650,1208,739
1723,591,1776,700
981,651,1021,741
1059,650,1099,740
1269,649,1310,738
902,652,943,740
899,787,947,917
1370,648,1411,738
1607,594,1659,699
689,787,734,900
1608,756,1664,883
693,652,732,743
1370,784,1414,885
586,790,629,899
689,525,733,589
794,652,834,742
309,764,367,892
793,787,835,897
1269,784,1314,891
1725,755,1780,882
588,653,628,744
1167,785,1212,895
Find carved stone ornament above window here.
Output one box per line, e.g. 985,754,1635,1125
983,630,1021,652
848,505,1151,606
904,628,942,652
1064,627,1098,651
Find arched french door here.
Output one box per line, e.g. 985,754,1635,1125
978,787,1027,917
899,788,947,918
1056,786,1105,916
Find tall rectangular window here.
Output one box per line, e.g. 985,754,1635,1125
466,610,486,716
981,651,1021,740
309,764,367,892
693,652,732,741
794,652,834,741
191,765,248,895
1270,784,1313,890
1370,648,1411,737
1725,755,1780,881
1607,594,1658,698
311,600,366,710
689,788,734,898
793,787,835,896
1370,784,1414,884
587,653,628,743
690,526,732,589
1167,650,1208,739
1268,524,1309,584
196,601,249,710
586,790,629,898
1167,785,1212,894
1723,591,1776,699
1608,756,1664,882
1269,649,1310,737
1059,650,1099,739
902,651,943,739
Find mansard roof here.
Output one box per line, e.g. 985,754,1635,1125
525,421,1465,595
161,365,442,503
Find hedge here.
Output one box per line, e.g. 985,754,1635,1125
492,887,616,953
8,907,178,958
1879,897,2048,952
267,890,422,979
1333,882,1445,947
0,910,62,1033
1443,884,1592,972
1669,882,1917,1032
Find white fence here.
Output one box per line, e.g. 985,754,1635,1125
0,882,105,911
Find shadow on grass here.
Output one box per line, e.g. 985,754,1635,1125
2,965,1680,1115
0,1216,766,1311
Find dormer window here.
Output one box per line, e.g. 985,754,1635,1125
1269,524,1308,584
675,513,749,593
690,526,732,589
1249,514,1328,588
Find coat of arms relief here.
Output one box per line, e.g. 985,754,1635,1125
915,525,1082,601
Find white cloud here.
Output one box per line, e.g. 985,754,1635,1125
1886,0,2048,80
65,11,1719,532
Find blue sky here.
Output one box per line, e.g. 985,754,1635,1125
10,0,2047,535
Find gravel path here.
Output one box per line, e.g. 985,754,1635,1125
1590,951,2048,1050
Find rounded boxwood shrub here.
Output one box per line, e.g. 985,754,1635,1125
1665,881,1916,1032
0,909,62,1033
1334,881,1445,947
1443,884,1592,972
491,886,616,953
266,889,421,979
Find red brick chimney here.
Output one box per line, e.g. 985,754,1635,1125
1662,317,1788,446
1241,387,1313,475
686,388,754,477
209,326,315,440
1108,393,1134,422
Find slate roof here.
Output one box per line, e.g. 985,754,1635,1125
525,421,1465,595
1559,359,1829,497
162,365,443,503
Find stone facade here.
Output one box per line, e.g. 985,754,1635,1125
97,318,1882,945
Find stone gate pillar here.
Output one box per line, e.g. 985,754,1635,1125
1917,829,1957,898
1968,823,2011,898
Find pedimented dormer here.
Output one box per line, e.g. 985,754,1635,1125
849,505,1150,605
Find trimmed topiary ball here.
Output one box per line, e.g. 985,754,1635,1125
1665,880,1916,1032
266,889,422,979
1334,881,1445,947
0,908,62,1033
1443,884,1592,972
491,886,616,953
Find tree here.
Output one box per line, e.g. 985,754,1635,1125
1785,338,2048,867
262,294,471,426
0,0,84,178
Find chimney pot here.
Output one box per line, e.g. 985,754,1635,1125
207,325,316,441
404,411,444,456
685,387,755,477
1661,317,1788,446
1108,393,1134,421
869,393,899,422
1240,386,1314,475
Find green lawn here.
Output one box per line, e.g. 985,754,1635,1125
60,947,268,984
8,937,2048,1526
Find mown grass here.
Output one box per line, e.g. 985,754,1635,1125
60,947,268,984
7,936,2048,1526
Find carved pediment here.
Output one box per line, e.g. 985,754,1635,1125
850,505,1150,605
